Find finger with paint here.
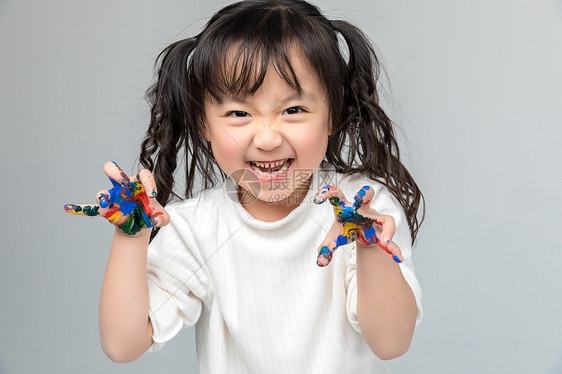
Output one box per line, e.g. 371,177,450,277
313,184,403,266
315,219,347,267
64,161,170,236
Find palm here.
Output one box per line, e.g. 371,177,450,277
313,184,403,267
64,161,169,236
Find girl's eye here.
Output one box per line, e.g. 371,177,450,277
227,111,250,117
282,106,304,115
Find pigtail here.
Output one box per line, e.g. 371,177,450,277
139,37,202,241
329,20,425,244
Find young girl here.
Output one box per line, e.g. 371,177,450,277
65,0,425,372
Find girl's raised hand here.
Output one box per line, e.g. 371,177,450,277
64,161,170,236
313,185,404,267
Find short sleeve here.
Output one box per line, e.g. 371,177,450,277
344,181,423,333
144,205,209,353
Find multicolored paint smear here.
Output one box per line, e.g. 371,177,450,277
313,184,402,266
64,161,162,236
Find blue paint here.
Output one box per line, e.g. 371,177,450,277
336,235,348,247
363,226,377,243
108,184,137,215
317,246,333,266
393,256,401,263
319,246,332,256
353,186,371,210
99,193,110,208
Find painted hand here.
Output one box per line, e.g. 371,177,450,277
64,161,170,236
313,184,404,267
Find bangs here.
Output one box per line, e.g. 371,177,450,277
190,5,321,103
206,40,303,102
188,0,345,123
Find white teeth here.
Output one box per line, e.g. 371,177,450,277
249,158,291,176
253,159,287,168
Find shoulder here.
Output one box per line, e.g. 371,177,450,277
149,185,225,255
151,185,227,246
163,185,224,222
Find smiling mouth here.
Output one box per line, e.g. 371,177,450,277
247,158,293,175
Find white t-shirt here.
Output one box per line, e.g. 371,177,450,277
144,161,423,373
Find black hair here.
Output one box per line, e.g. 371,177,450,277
139,0,425,244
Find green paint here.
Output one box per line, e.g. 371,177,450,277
117,206,149,235
64,204,99,217
82,206,100,216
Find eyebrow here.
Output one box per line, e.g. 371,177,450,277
224,92,310,105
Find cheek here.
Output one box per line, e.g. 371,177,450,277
208,130,248,173
211,139,237,164
295,118,330,153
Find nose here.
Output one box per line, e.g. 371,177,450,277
253,121,283,151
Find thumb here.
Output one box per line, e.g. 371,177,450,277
316,220,343,267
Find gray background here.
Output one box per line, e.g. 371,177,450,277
1,0,561,373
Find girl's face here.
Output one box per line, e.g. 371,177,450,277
203,50,332,220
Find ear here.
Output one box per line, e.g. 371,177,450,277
201,123,211,142
328,86,344,137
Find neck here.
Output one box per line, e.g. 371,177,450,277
238,177,312,222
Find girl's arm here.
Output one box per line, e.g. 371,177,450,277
65,162,169,362
99,227,154,363
356,244,417,360
313,184,418,359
